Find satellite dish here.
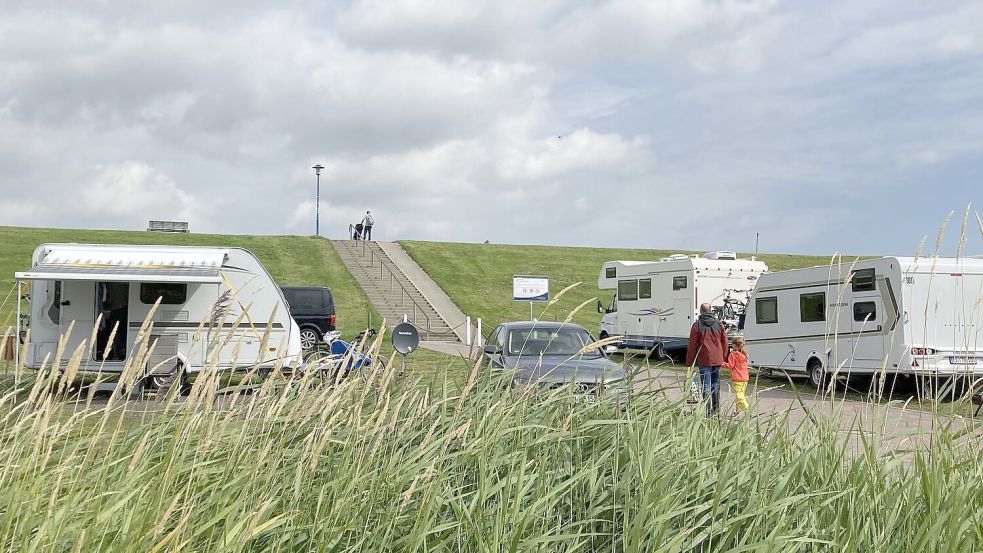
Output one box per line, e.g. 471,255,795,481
392,322,419,355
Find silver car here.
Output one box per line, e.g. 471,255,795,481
482,321,627,401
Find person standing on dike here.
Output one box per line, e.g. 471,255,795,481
361,210,375,241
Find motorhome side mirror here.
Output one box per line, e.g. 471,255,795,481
483,344,501,355
597,300,604,314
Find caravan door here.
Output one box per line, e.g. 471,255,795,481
673,297,692,338
59,280,95,362
851,295,884,361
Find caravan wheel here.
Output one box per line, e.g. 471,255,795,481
807,359,827,390
149,362,185,395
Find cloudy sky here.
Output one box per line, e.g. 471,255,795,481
1,0,981,256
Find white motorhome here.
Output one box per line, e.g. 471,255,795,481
14,244,302,387
743,256,983,387
596,252,768,355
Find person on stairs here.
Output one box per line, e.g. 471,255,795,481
361,210,375,241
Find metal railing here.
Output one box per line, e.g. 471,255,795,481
343,241,436,339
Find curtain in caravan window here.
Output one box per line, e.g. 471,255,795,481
618,280,638,301
755,297,778,324
47,281,62,325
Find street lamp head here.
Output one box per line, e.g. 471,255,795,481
312,164,324,176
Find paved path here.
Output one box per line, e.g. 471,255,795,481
419,340,479,359
630,363,979,453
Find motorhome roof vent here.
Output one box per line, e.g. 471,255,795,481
704,251,737,260
661,254,691,262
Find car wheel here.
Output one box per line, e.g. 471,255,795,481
299,328,320,350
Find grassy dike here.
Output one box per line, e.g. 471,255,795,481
0,225,377,338
399,240,836,331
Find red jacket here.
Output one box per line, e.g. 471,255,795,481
722,351,749,382
685,314,729,367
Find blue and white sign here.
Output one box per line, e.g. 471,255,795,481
513,275,549,302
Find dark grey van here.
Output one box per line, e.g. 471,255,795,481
280,286,336,349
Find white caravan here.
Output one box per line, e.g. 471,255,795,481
743,256,983,387
596,252,769,355
14,244,302,386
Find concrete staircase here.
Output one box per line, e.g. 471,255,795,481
332,240,460,342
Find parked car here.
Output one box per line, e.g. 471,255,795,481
280,285,336,349
482,321,627,401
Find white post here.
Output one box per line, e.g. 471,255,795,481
14,281,21,369
465,316,472,346
403,314,408,323
477,318,482,347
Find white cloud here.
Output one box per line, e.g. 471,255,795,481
494,128,649,180
80,162,201,227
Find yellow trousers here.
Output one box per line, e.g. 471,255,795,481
733,381,749,412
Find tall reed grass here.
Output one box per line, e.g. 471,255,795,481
0,325,981,552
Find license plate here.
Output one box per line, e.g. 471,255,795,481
950,356,978,365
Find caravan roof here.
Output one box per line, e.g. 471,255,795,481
754,256,983,283
15,244,232,283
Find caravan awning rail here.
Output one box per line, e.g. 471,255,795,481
14,264,222,283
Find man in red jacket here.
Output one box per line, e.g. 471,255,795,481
685,303,729,415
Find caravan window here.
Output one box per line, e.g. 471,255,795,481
853,301,877,322
639,279,652,299
47,281,62,325
851,268,876,292
605,267,616,279
672,276,687,290
618,280,638,301
140,283,187,305
755,297,778,324
799,292,825,322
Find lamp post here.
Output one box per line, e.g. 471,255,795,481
312,164,324,236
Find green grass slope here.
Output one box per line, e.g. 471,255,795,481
0,226,378,338
400,241,840,332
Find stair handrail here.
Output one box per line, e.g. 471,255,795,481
344,241,434,339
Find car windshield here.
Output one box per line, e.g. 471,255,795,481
507,327,600,357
